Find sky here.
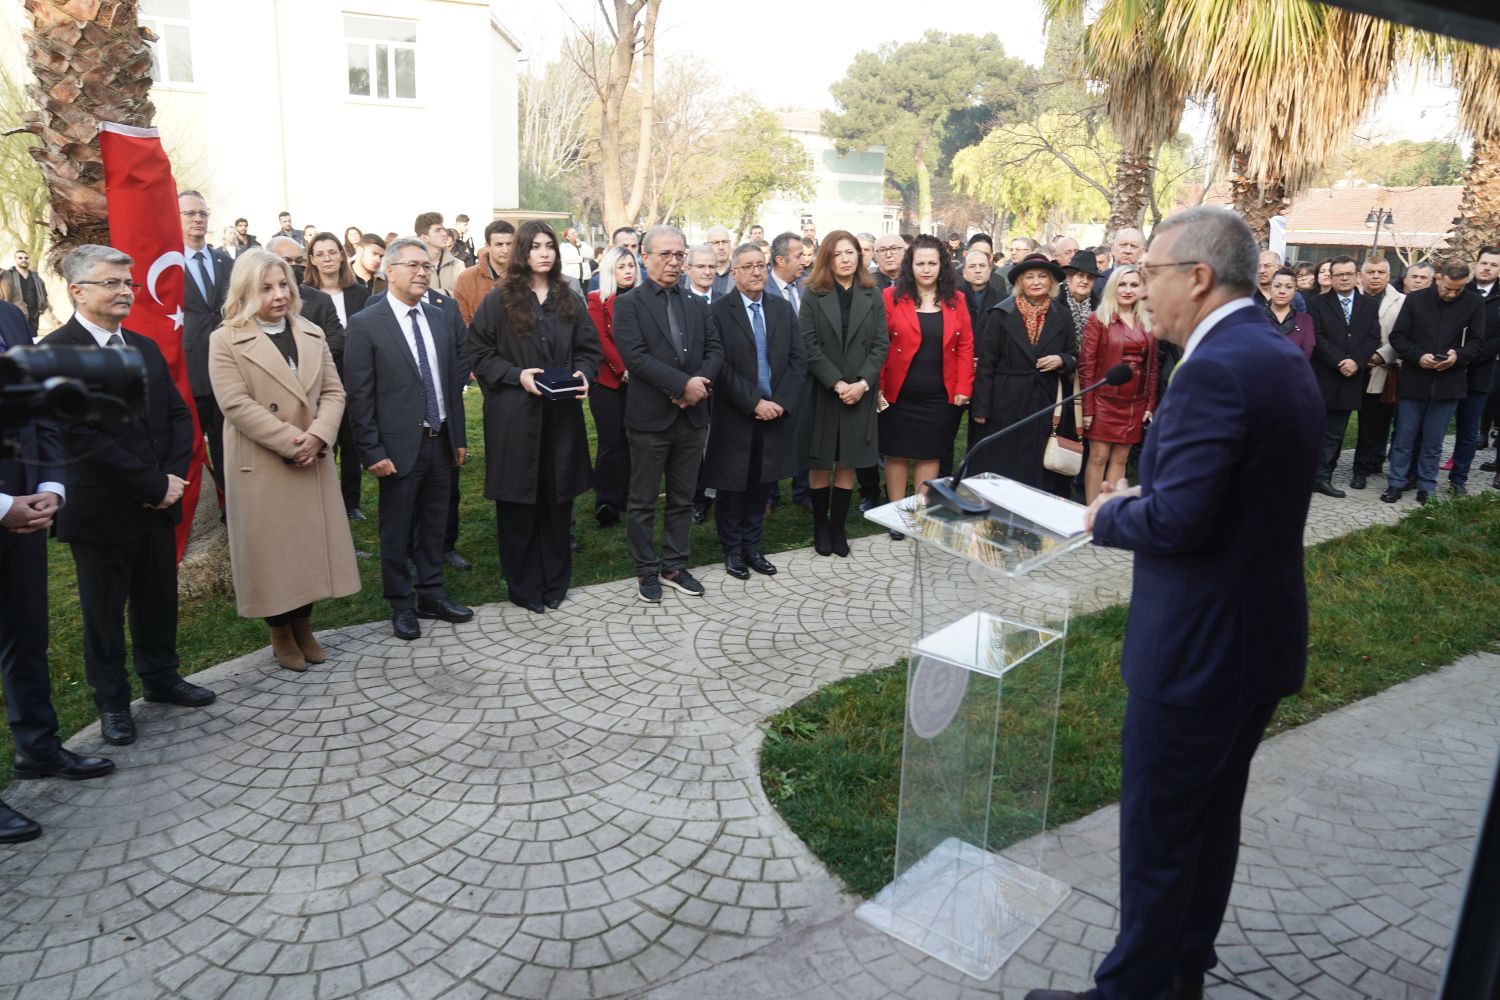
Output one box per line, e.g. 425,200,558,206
499,0,1465,147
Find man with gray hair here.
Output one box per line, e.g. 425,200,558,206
1094,225,1145,298
1029,207,1323,1000
1052,234,1080,267
684,244,719,304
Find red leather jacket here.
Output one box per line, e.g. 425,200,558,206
587,290,627,389
879,286,974,404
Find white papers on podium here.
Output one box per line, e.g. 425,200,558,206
962,477,1088,537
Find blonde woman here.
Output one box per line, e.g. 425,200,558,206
1079,264,1158,503
209,249,360,671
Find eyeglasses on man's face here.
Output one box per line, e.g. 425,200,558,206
75,279,142,292
733,263,768,273
651,250,688,262
391,260,436,273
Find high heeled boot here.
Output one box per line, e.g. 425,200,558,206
269,624,307,672
828,486,853,557
290,615,326,664
810,486,832,556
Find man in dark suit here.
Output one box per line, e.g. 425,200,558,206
705,226,735,299
50,245,214,748
1451,246,1500,493
0,300,116,843
343,238,472,640
179,190,235,500
611,224,723,603
703,244,806,579
1306,255,1382,497
1028,207,1324,1000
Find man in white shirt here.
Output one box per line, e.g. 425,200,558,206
685,244,719,303
179,190,235,499
557,227,591,283
764,232,805,311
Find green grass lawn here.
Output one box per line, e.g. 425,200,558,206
760,492,1500,898
4,391,887,785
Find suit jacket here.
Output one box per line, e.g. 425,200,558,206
49,318,195,545
0,303,63,501
1388,286,1487,401
1465,279,1500,395
299,284,346,366
1307,289,1381,411
611,278,724,432
182,244,235,397
710,270,735,301
343,294,468,477
1092,304,1324,708
880,287,974,405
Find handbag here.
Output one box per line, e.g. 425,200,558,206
1043,377,1083,477
1379,363,1399,405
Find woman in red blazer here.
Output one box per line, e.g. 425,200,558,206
585,246,639,525
879,235,973,533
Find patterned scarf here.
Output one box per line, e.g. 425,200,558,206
1067,294,1092,338
1016,293,1051,346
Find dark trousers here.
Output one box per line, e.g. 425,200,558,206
1317,408,1353,483
1352,392,1394,476
69,514,182,711
1093,694,1279,1000
497,499,573,605
1450,391,1489,486
337,413,363,513
378,429,452,610
193,393,226,501
589,383,630,511
445,462,461,552
264,603,313,626
0,529,61,758
715,424,773,556
626,415,707,577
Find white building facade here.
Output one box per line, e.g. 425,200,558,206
756,111,897,240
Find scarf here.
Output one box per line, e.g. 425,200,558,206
1067,294,1092,338
1016,293,1051,346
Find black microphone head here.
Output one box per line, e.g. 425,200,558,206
1105,363,1134,386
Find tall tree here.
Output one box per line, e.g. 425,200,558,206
1438,41,1500,260
682,108,815,236
823,32,1027,234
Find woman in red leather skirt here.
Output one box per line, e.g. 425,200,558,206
1080,264,1157,503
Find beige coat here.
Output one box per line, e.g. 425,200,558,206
209,314,361,617
1366,284,1407,395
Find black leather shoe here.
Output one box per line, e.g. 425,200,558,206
347,508,367,522
1416,490,1430,505
595,503,619,526
1449,482,1467,495
544,596,563,610
509,595,546,614
1169,977,1204,1000
889,530,906,541
1480,460,1497,472
1313,481,1346,498
13,747,115,782
417,597,474,623
1380,487,1402,503
724,554,750,580
691,500,711,524
100,709,137,746
1493,475,1500,490
1023,990,1087,1000
144,678,216,708
743,550,777,576
444,550,473,571
393,609,421,640
1349,473,1367,490
0,800,41,844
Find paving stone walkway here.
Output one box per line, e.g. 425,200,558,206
0,455,1493,999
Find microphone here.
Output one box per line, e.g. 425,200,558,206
924,363,1135,516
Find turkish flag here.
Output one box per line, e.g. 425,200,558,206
99,122,205,561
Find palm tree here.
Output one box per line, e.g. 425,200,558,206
10,0,156,254
1041,0,1190,239
1436,41,1500,261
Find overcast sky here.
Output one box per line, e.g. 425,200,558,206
501,0,1464,147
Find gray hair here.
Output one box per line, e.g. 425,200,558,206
730,242,765,268
60,244,134,288
770,231,802,267
385,237,428,264
642,224,685,256
1148,206,1257,295
704,225,731,240
856,232,877,245
1406,260,1435,274
687,243,717,266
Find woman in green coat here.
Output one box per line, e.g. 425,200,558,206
798,230,889,556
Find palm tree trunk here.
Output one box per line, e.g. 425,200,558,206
1229,150,1289,248
1107,145,1154,237
1449,126,1499,262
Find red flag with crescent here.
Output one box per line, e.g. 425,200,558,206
99,122,204,561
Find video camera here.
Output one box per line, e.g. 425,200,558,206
0,344,147,463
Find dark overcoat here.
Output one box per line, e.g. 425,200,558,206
1307,290,1381,411
797,282,889,470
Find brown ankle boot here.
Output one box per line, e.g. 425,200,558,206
289,617,325,664
268,624,307,671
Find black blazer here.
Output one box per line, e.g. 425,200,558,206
343,294,468,477
1465,279,1500,394
1307,290,1381,411
49,318,195,545
182,245,235,397
1389,286,1488,401
611,278,724,432
0,303,63,498
298,284,346,366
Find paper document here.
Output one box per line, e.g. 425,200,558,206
962,478,1089,537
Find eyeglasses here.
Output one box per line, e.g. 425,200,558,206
75,279,141,292
1139,260,1201,281
179,210,209,219
688,262,716,270
390,260,436,273
311,250,343,260
876,247,904,255
733,263,768,273
707,240,731,248
651,251,688,262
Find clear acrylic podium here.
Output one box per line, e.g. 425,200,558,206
857,474,1091,979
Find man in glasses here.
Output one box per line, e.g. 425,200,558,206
178,190,235,501
871,233,905,290
49,244,211,749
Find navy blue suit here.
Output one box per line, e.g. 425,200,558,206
1089,302,1323,998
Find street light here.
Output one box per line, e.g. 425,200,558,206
1365,207,1394,253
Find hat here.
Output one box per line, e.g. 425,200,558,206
1008,252,1067,286
1063,249,1101,279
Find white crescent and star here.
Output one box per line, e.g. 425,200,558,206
146,251,184,305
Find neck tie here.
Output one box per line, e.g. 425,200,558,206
748,300,772,397
787,280,800,314
408,308,442,429
193,250,213,301
1341,295,1352,324
107,333,124,348
662,287,686,356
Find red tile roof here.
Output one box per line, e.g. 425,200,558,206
1283,186,1461,250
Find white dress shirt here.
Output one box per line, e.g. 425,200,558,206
185,243,216,298
386,294,446,422
329,289,347,327
1179,296,1255,366
75,313,126,348
771,273,800,312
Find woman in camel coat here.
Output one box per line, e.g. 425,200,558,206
210,249,360,671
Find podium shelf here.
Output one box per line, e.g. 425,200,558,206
912,611,1062,680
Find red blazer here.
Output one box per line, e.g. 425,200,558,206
1079,313,1159,417
587,290,626,389
879,286,974,405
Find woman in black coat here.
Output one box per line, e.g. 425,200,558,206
971,253,1078,495
466,221,602,613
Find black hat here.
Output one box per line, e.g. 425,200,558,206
1008,252,1067,286
1063,249,1101,279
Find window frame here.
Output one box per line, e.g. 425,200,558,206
344,14,419,104
139,0,197,88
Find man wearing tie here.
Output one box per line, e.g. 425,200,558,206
763,233,805,312
343,239,472,640
1028,207,1324,1000
0,299,116,843
179,190,235,499
49,245,214,748
1307,255,1381,497
685,244,719,304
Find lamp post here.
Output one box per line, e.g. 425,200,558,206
1365,207,1394,254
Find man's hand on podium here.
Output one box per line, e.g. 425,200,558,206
1084,477,1140,532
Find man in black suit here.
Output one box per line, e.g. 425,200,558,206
343,238,472,640
0,300,117,843
1453,246,1500,492
1307,255,1383,497
50,245,214,747
704,244,806,579
179,190,235,500
611,224,724,603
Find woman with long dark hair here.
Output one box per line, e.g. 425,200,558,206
306,231,372,517
342,227,363,261
466,222,602,613
586,246,639,526
798,230,889,556
878,235,972,532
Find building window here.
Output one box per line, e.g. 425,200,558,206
139,0,194,85
345,15,417,102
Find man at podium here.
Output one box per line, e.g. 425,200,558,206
1028,207,1324,1000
